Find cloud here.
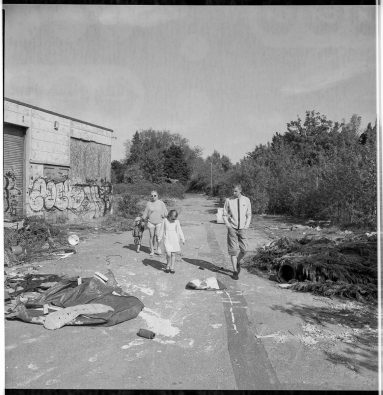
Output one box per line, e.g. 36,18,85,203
96,5,185,27
280,62,375,96
246,6,375,49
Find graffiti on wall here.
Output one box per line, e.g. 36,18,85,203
4,170,22,217
28,177,112,218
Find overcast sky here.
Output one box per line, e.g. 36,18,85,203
4,5,377,163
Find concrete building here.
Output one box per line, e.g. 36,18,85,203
3,98,113,223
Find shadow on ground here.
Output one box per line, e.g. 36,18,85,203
271,302,378,373
142,258,164,271
183,257,232,277
123,244,151,254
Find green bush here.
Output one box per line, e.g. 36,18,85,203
113,181,186,200
157,182,186,199
117,194,141,218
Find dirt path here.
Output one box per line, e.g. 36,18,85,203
4,194,378,390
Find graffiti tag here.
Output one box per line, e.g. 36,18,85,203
4,170,22,216
28,177,112,218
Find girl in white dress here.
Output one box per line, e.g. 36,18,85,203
158,209,185,274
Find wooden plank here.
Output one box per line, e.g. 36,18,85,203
71,127,112,146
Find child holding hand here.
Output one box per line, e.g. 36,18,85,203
132,217,146,253
158,210,185,274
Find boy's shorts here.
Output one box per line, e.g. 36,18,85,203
227,227,248,256
147,221,162,235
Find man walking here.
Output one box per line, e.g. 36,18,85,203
222,184,252,280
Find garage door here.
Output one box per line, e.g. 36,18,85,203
4,122,26,219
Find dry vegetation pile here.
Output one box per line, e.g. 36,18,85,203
244,233,377,301
4,217,74,266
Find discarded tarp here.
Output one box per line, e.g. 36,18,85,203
186,277,226,290
6,270,144,328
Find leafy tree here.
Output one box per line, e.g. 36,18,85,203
111,160,126,184
163,144,190,183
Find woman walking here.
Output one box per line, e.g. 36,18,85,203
142,190,168,256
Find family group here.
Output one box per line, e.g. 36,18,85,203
132,185,251,280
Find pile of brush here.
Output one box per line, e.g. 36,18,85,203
4,217,73,266
244,233,377,301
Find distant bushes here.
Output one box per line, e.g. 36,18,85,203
113,181,186,200
117,194,141,218
189,111,377,229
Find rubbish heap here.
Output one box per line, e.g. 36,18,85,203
4,217,76,267
244,232,377,301
5,270,144,330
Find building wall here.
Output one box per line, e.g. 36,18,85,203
3,99,113,222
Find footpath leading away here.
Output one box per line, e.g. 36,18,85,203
4,193,378,390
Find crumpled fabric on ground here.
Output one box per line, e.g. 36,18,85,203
186,277,226,290
44,304,115,330
6,270,144,327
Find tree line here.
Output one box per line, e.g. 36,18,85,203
112,111,377,228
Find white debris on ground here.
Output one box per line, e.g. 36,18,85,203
138,308,180,337
124,285,154,296
256,332,288,343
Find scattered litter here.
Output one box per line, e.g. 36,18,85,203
210,323,223,329
278,283,293,289
68,234,80,246
94,272,108,283
186,277,226,290
121,339,145,349
137,328,156,339
105,255,122,265
5,270,144,329
125,285,154,296
297,334,318,346
139,308,180,337
255,332,288,343
153,338,176,345
56,252,75,260
44,304,114,330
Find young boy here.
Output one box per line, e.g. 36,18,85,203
133,217,146,253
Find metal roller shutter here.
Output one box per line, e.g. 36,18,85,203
3,123,26,219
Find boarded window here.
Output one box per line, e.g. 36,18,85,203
70,138,111,183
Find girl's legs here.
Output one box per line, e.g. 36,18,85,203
136,241,141,253
170,253,176,272
165,253,171,271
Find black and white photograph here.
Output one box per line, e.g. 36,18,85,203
2,3,380,391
